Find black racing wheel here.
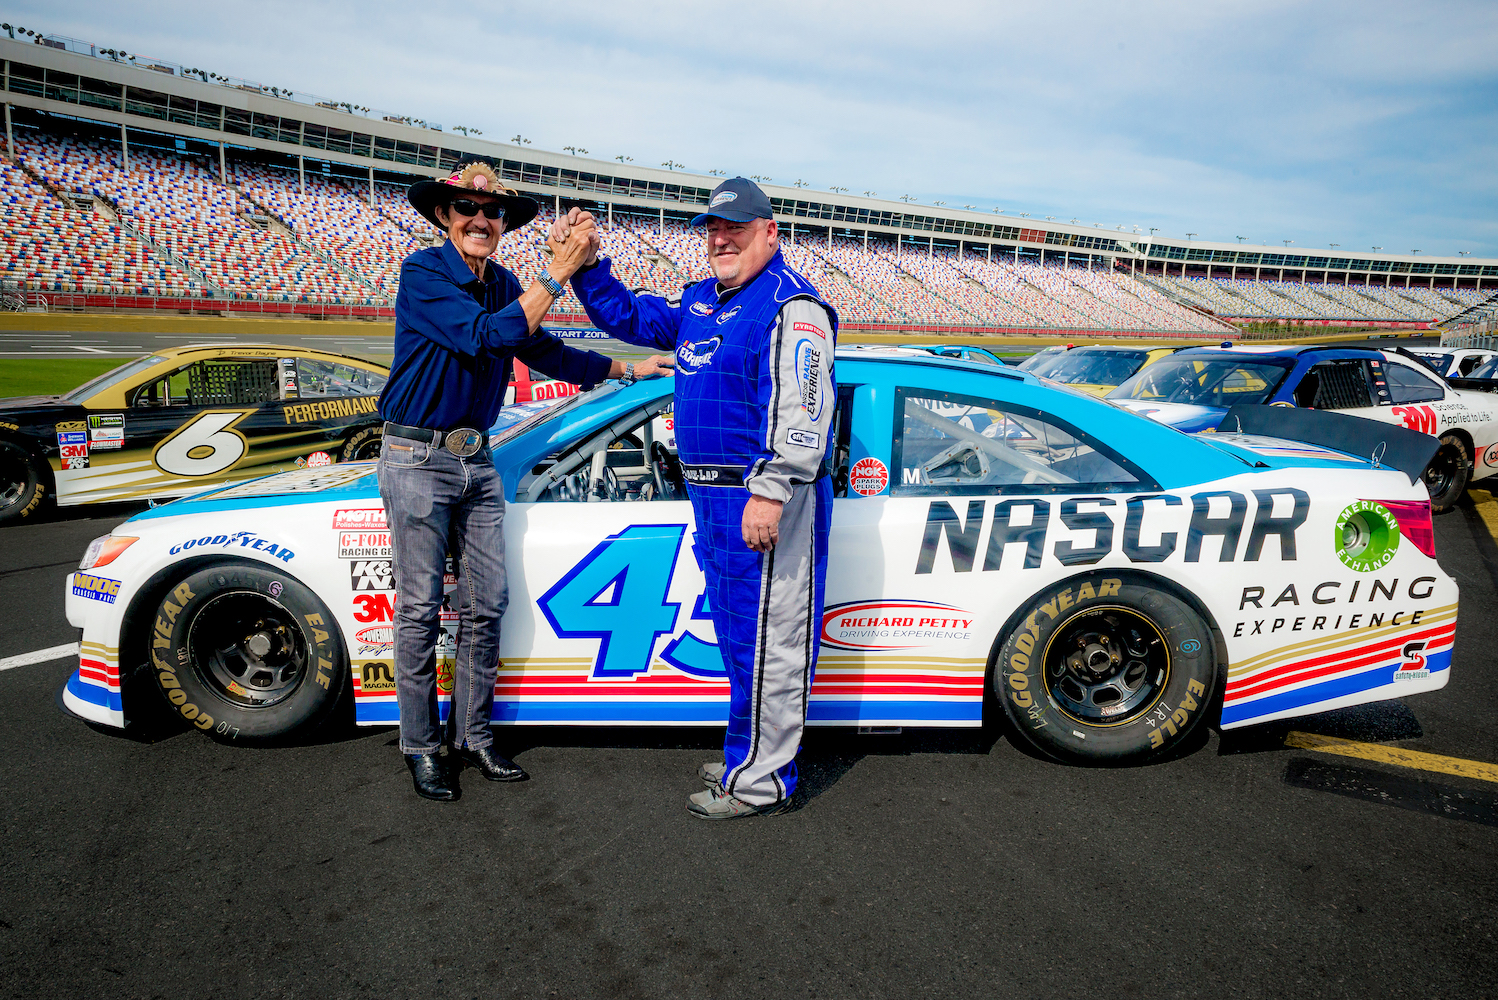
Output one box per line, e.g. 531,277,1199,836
0,440,47,526
1423,434,1469,514
340,424,384,462
997,574,1217,763
148,563,348,743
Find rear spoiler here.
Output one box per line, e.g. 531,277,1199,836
1216,405,1438,486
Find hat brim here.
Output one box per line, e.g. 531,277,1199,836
408,179,539,233
690,207,767,226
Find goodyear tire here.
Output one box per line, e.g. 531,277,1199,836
0,440,47,526
148,563,347,743
996,574,1216,763
341,424,383,462
1423,434,1469,514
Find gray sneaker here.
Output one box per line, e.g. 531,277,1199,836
686,784,787,820
698,760,726,788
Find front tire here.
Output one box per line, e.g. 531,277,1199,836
996,574,1217,763
0,440,47,526
1423,434,1469,514
148,563,348,743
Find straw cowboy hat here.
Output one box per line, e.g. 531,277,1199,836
407,161,538,231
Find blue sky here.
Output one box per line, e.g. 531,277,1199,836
15,0,1498,256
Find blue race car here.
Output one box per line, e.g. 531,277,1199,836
1107,344,1498,512
63,348,1456,764
900,344,1012,367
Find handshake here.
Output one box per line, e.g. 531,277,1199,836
545,208,603,279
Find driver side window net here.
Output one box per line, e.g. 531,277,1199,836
893,390,1144,496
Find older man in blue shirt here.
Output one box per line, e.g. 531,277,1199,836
382,162,666,801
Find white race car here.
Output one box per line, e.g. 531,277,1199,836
63,350,1456,764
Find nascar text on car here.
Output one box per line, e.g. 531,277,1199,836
1108,344,1498,512
62,350,1455,765
0,345,390,525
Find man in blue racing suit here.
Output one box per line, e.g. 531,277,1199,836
555,178,837,819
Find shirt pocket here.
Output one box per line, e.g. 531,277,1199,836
381,437,431,468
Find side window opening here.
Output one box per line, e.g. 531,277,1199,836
891,388,1152,496
1306,361,1372,410
294,358,389,399
521,398,683,503
1383,361,1445,405
831,384,856,498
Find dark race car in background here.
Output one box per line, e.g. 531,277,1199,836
1108,344,1498,512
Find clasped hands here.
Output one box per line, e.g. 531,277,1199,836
546,207,602,274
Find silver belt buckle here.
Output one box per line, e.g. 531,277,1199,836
444,428,482,458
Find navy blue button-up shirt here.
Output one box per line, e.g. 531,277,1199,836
379,240,613,430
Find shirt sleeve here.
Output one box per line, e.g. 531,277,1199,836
397,254,547,358
744,299,837,503
569,257,683,352
515,335,614,389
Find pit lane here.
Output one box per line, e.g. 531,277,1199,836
0,499,1493,998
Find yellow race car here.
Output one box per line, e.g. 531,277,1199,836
0,344,389,524
1027,345,1184,397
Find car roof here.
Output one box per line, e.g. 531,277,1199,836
152,344,389,368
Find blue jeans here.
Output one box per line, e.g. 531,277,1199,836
376,434,508,755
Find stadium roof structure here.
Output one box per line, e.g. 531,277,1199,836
4,32,1496,284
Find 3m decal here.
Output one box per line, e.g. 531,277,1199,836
153,409,255,477
87,413,124,450
353,592,395,623
821,600,974,651
332,508,386,530
167,531,295,562
72,572,121,604
350,559,394,591
538,524,686,678
1391,404,1437,435
57,429,89,470
850,457,888,496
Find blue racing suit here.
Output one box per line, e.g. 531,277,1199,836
571,250,837,806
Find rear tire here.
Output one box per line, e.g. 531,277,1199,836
1424,434,1469,514
341,424,383,462
0,441,47,526
148,563,347,743
996,574,1217,763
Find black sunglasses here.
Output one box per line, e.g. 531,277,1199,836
448,198,505,220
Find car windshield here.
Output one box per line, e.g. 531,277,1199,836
1110,357,1291,406
487,384,617,448
1017,347,1066,373
1410,352,1453,376
62,354,168,403
1467,355,1498,380
1039,350,1149,387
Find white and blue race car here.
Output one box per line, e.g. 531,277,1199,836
62,350,1457,763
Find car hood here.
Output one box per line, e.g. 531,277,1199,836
1111,399,1226,433
0,395,66,409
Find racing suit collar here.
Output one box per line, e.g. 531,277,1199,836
712,249,786,305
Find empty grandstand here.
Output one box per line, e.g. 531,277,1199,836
0,30,1493,333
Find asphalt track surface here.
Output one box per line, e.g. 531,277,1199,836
0,494,1495,999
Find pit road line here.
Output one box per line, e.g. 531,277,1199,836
1466,488,1498,543
1285,730,1498,784
0,642,80,672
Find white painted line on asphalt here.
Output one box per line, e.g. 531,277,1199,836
0,643,80,672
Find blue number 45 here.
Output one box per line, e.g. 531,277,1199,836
538,524,725,679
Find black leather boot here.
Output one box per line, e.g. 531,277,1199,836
457,745,528,782
405,753,458,801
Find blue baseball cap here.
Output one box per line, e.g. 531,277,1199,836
691,176,773,226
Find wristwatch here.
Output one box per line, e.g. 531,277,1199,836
619,362,637,385
536,270,564,298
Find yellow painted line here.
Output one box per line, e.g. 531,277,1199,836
1285,731,1498,785
1466,488,1498,544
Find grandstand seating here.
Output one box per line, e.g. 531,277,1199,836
0,130,1481,328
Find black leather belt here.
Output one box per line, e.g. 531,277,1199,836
384,421,484,458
